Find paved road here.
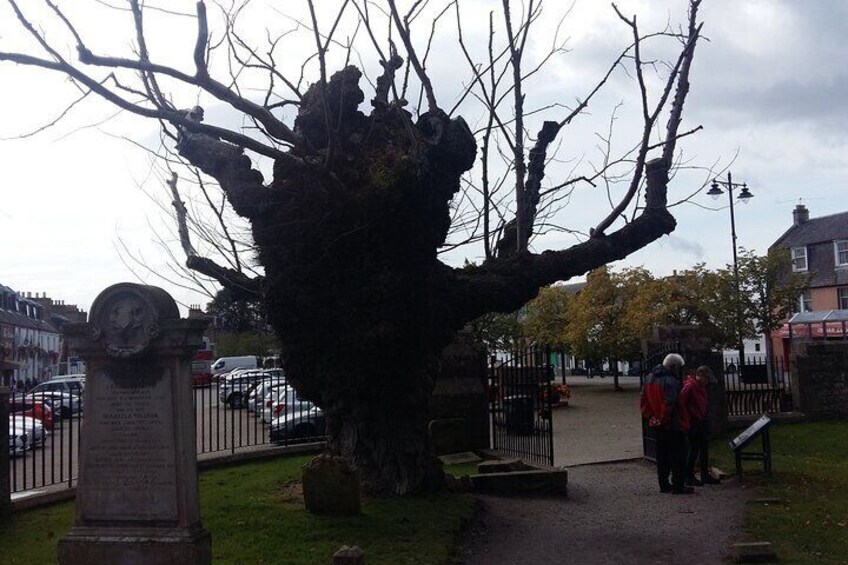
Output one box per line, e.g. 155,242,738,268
553,378,643,466
462,380,754,565
461,460,752,565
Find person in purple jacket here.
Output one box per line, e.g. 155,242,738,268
680,365,721,486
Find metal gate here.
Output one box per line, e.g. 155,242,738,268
487,347,555,466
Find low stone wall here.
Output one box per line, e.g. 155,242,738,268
791,341,848,420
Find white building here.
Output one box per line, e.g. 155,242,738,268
0,285,62,388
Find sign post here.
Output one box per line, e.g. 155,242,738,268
728,415,773,478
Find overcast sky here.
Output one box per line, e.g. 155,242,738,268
1,0,845,315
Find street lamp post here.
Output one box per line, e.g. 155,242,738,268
707,172,754,368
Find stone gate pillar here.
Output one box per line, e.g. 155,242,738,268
58,283,211,565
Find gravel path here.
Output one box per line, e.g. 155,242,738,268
459,382,754,564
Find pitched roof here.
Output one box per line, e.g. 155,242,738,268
772,210,848,248
0,309,59,334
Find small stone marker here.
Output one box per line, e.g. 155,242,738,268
302,454,361,515
333,545,365,564
58,283,211,565
734,541,777,563
477,458,534,474
438,451,482,466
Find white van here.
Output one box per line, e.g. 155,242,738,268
211,355,259,375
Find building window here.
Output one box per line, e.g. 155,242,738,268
798,290,812,313
791,246,808,272
754,343,761,352
839,287,848,310
835,240,848,267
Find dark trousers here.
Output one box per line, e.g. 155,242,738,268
655,428,688,491
687,421,710,476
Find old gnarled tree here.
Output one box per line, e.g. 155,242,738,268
1,0,704,494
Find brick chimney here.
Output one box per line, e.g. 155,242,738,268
793,204,809,226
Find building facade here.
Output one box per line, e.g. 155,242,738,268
769,204,848,360
0,285,87,388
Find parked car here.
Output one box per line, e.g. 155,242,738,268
247,373,288,415
8,430,26,457
269,405,325,444
9,415,46,450
219,370,266,409
25,391,83,418
262,387,313,423
29,376,84,396
9,398,55,430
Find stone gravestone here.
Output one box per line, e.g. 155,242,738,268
59,283,211,565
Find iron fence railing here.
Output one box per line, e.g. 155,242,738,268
7,373,325,495
487,347,556,467
723,355,793,416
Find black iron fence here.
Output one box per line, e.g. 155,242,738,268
487,348,556,467
8,390,82,494
723,355,793,416
7,372,325,495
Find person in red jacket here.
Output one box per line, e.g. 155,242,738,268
680,365,721,486
640,353,692,494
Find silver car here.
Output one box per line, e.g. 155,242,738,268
218,370,266,409
247,377,288,415
9,415,46,452
261,387,312,424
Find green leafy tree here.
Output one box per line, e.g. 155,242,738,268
563,267,638,388
654,264,743,349
522,286,574,349
737,248,810,358
207,288,278,357
207,288,267,333
464,312,524,351
214,332,279,358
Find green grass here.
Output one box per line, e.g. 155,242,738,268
0,455,477,565
712,421,848,564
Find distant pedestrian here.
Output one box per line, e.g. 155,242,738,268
640,353,692,494
680,365,721,486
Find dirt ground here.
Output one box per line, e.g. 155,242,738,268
459,381,754,564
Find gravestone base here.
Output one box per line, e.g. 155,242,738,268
59,525,211,565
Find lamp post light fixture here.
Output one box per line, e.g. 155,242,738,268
708,171,754,368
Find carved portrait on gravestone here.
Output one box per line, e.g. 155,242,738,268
89,287,160,358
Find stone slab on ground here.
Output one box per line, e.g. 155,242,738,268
470,469,568,496
734,541,777,563
439,452,482,466
333,545,365,564
476,458,534,474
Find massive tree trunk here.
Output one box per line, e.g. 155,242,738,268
180,66,479,494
